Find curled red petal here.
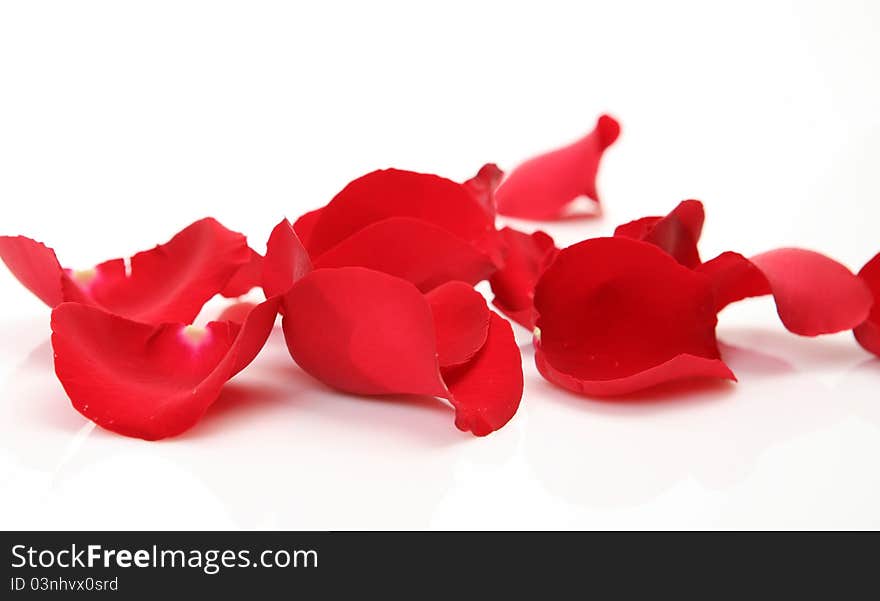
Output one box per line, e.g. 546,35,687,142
697,251,770,311
228,299,282,376
700,248,872,336
854,252,880,356
614,200,704,268
50,297,279,440
533,237,733,396
0,235,67,307
442,313,523,436
425,281,490,368
261,218,312,299
281,267,447,397
463,163,504,218
2,218,252,324
87,218,252,323
221,249,264,298
489,227,558,329
281,267,522,435
312,216,497,292
749,248,872,336
495,114,620,220
305,169,498,261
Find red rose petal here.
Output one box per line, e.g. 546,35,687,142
312,216,498,292
697,251,770,311
614,200,704,268
533,237,734,396
489,227,558,329
0,235,69,307
700,248,872,336
495,114,620,220
87,218,252,323
441,313,523,435
282,267,446,397
281,267,522,435
535,351,734,397
854,252,880,356
292,207,323,248
612,216,661,241
221,249,264,298
51,297,280,440
305,169,497,257
228,300,282,375
1,218,253,324
749,248,872,336
463,163,504,218
425,281,490,368
261,218,312,299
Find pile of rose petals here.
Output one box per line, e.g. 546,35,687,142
2,113,879,440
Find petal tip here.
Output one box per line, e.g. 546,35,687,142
597,114,621,147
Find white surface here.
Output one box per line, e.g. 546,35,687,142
1,1,879,530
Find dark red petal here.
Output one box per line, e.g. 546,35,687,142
533,237,733,396
854,252,880,355
305,169,497,260
261,218,312,299
664,199,704,243
292,207,323,248
0,235,66,306
442,313,523,436
489,227,558,329
50,297,279,440
495,114,620,220
425,281,490,368
463,163,504,218
697,251,770,311
221,249,264,298
312,216,497,292
281,267,447,397
614,200,704,268
749,248,872,336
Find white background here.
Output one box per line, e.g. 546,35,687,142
1,1,879,529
